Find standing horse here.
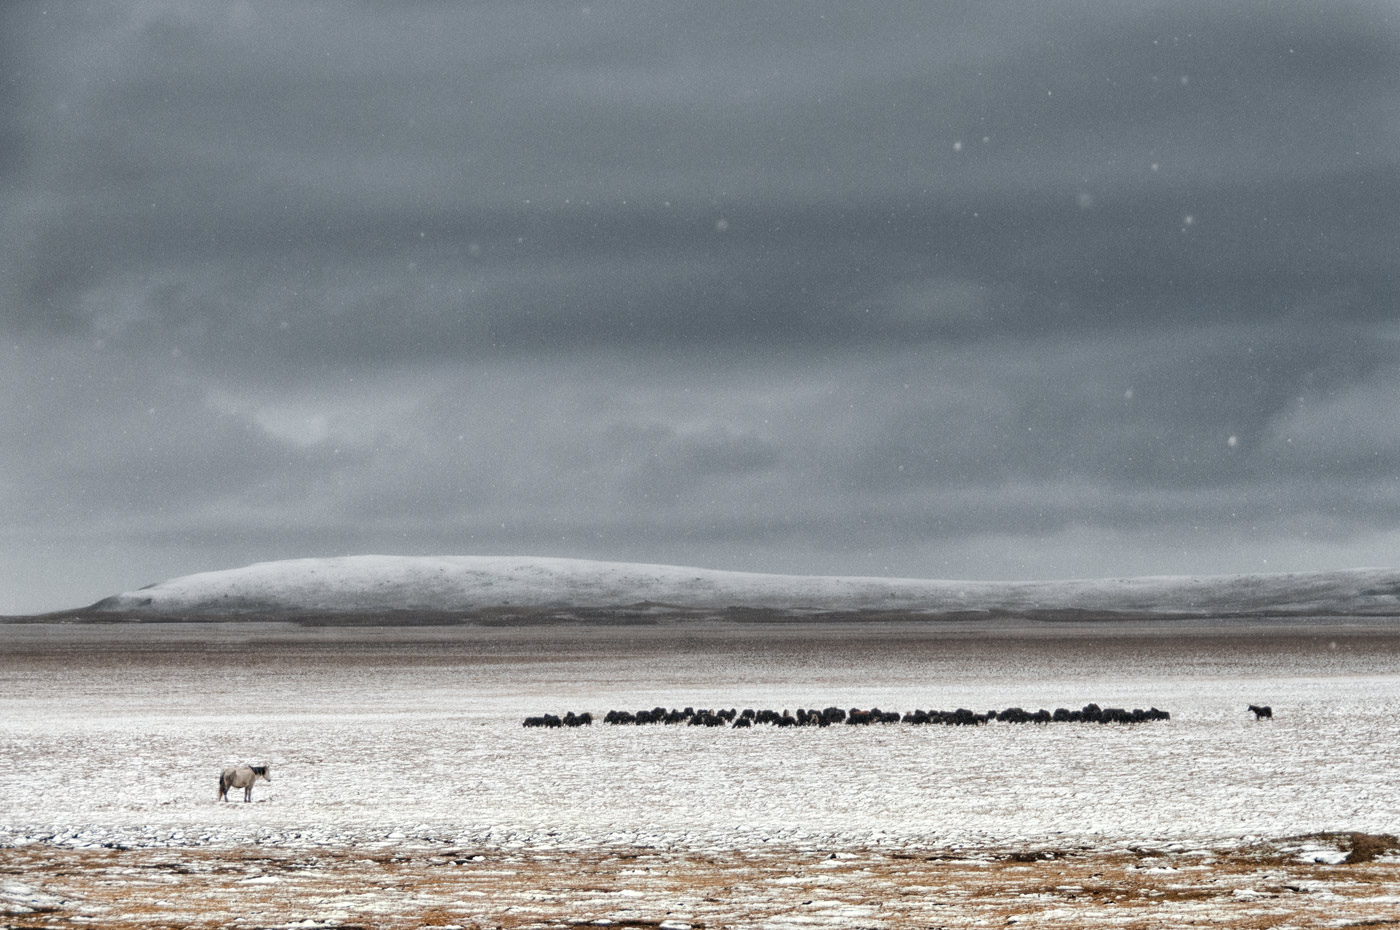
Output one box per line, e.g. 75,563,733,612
1248,704,1273,719
218,764,271,802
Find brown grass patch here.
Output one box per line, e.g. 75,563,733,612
3,841,1400,929
1342,832,1400,863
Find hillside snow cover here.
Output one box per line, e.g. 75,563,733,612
87,555,1400,618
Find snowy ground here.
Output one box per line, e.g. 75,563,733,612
4,619,1398,848
2,618,1398,927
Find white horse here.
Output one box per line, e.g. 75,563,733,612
218,764,271,802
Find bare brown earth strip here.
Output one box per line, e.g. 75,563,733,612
4,837,1398,929
17,604,1400,625
6,615,1400,661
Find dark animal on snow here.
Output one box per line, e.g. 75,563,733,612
946,708,987,726
218,764,271,803
1099,707,1134,723
1248,704,1273,719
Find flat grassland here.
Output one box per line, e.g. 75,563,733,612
2,618,1398,928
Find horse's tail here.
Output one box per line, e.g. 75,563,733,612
217,770,228,800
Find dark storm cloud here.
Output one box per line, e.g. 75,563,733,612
11,3,1397,350
2,1,1399,612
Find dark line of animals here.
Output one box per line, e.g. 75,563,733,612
522,703,1185,728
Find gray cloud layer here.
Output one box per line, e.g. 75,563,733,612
3,2,1399,612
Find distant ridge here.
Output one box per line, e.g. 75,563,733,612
73,555,1400,622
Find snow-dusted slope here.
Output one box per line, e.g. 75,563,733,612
87,555,1400,618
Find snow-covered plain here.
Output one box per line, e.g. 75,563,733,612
3,620,1398,852
84,554,1400,618
5,618,1400,928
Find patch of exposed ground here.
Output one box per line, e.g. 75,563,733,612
3,837,1398,929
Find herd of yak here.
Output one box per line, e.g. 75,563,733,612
522,702,1177,729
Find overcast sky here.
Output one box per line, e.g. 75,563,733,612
3,2,1399,613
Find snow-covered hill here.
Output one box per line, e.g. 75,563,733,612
85,555,1400,619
